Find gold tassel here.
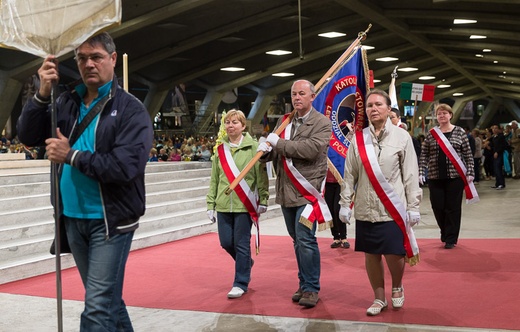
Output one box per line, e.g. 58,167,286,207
318,220,333,232
299,216,313,230
406,254,420,267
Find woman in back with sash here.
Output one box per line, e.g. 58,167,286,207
418,104,475,249
206,109,269,299
339,89,422,316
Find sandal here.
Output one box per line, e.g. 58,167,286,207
391,286,405,308
366,299,387,316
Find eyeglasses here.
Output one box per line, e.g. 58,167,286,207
74,53,110,65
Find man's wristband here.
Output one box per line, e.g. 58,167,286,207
65,149,79,166
34,92,51,104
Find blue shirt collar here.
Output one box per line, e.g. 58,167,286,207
76,80,112,102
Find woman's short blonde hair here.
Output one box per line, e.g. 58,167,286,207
224,109,246,127
435,103,453,116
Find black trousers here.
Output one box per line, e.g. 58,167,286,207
325,182,346,240
428,177,465,245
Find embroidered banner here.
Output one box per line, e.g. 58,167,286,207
312,47,370,177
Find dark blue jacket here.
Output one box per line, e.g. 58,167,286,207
17,77,153,237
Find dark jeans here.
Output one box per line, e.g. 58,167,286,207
217,212,253,291
282,205,321,293
428,178,464,245
484,153,494,177
494,153,505,187
65,217,134,332
325,182,346,240
473,157,481,182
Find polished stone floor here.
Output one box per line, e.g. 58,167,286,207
2,176,519,332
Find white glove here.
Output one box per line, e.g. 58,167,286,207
419,175,426,186
207,210,216,223
339,206,352,225
256,142,272,153
407,211,420,227
466,175,474,183
266,133,280,147
257,205,267,214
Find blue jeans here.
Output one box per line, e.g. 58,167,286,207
281,205,320,293
64,217,134,332
217,212,253,291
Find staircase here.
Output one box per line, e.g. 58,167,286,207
0,161,280,285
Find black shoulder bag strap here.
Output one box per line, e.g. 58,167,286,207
68,94,110,146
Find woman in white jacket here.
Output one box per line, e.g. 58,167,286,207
339,89,422,316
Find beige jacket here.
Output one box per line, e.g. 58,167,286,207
340,119,422,222
269,109,331,207
510,127,520,152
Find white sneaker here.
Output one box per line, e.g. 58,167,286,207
227,287,245,298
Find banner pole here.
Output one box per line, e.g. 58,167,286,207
51,81,64,332
224,24,372,195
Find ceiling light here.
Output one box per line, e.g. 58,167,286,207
437,84,451,88
220,67,245,72
376,57,398,62
398,67,418,72
266,50,292,56
373,79,381,83
483,49,492,52
475,54,484,58
318,32,346,38
362,45,375,50
470,35,487,39
494,60,498,64
272,72,294,77
453,19,477,24
453,92,464,96
419,76,435,80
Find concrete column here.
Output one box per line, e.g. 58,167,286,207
143,85,170,120
0,72,23,138
476,100,499,129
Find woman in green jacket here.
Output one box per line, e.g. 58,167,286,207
206,109,269,299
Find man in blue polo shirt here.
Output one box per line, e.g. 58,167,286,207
17,32,153,331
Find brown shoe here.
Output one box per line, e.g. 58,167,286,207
292,288,303,302
298,291,319,307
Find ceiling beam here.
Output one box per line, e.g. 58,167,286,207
336,0,495,98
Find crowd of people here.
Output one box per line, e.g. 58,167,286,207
0,136,39,159
148,135,215,162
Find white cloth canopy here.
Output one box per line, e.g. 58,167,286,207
0,0,121,57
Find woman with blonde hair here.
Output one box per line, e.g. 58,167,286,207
206,109,269,298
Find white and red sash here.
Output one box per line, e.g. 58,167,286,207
218,143,261,253
430,127,479,204
279,115,332,231
356,128,419,266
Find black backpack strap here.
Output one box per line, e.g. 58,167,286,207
69,94,110,146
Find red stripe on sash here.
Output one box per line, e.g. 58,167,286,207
356,130,414,259
217,144,259,222
430,128,479,203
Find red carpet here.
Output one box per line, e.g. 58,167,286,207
1,234,519,330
